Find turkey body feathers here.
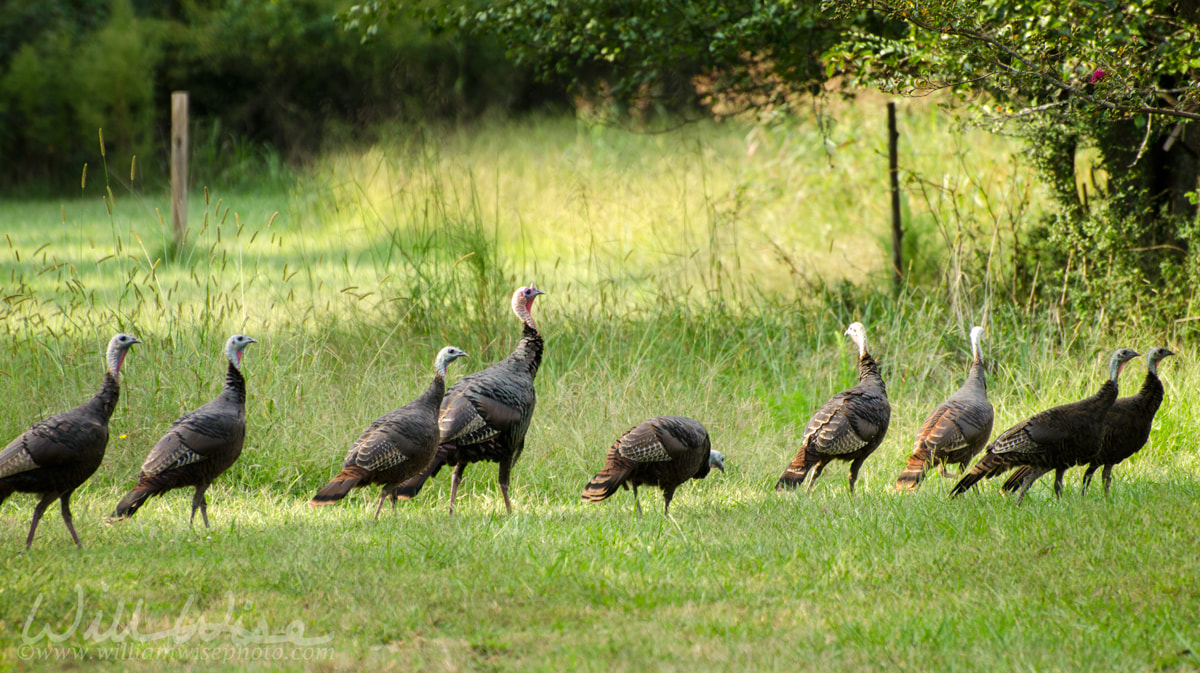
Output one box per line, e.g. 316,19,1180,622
312,401,440,508
112,364,246,523
0,378,118,526
777,326,890,494
1,333,139,549
310,346,466,516
1082,370,1164,493
950,389,1114,500
900,399,993,480
1006,352,1170,495
111,335,255,527
394,288,544,514
1096,372,1164,465
437,340,538,464
0,390,113,485
950,348,1139,503
581,416,718,515
896,329,993,490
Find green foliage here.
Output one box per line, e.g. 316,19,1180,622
3,105,1063,355
0,0,541,191
0,0,158,186
344,0,847,120
342,0,1200,320
0,30,78,175
828,0,1200,114
74,0,160,173
827,0,1200,318
470,0,837,117
188,118,293,193
0,0,107,69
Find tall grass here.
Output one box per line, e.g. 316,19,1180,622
1,104,1199,671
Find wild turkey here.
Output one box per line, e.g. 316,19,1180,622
776,322,890,494
896,326,993,490
581,416,725,515
393,285,545,513
1081,346,1174,495
950,348,1140,503
309,346,468,516
109,334,257,527
1005,347,1174,496
0,333,141,549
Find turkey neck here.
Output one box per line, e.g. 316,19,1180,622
1086,378,1120,414
512,324,543,378
857,353,885,393
221,362,247,406
415,374,446,408
1128,369,1165,413
965,357,987,391
1092,352,1141,409
89,372,122,422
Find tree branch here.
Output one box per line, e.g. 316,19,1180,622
867,0,1200,121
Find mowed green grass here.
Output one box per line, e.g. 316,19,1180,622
2,109,1200,672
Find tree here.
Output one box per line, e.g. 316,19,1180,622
829,0,1200,316
341,1,852,119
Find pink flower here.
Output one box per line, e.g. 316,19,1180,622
1090,68,1107,84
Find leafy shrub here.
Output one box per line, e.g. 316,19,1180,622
0,30,80,182
0,0,544,191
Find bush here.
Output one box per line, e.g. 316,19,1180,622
0,30,80,182
0,0,550,192
1017,112,1198,325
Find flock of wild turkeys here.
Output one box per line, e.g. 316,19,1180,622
0,285,1173,549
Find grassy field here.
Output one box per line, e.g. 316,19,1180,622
1,105,1199,672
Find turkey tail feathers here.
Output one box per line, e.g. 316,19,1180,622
109,486,157,521
775,455,811,491
309,466,369,506
895,450,930,491
581,453,635,503
774,470,807,491
949,453,1002,498
1001,466,1032,493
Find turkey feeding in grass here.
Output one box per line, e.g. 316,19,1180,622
582,416,725,515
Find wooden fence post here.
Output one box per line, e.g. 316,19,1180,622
888,102,903,290
171,91,189,249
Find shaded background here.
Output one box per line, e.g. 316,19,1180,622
0,0,564,193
